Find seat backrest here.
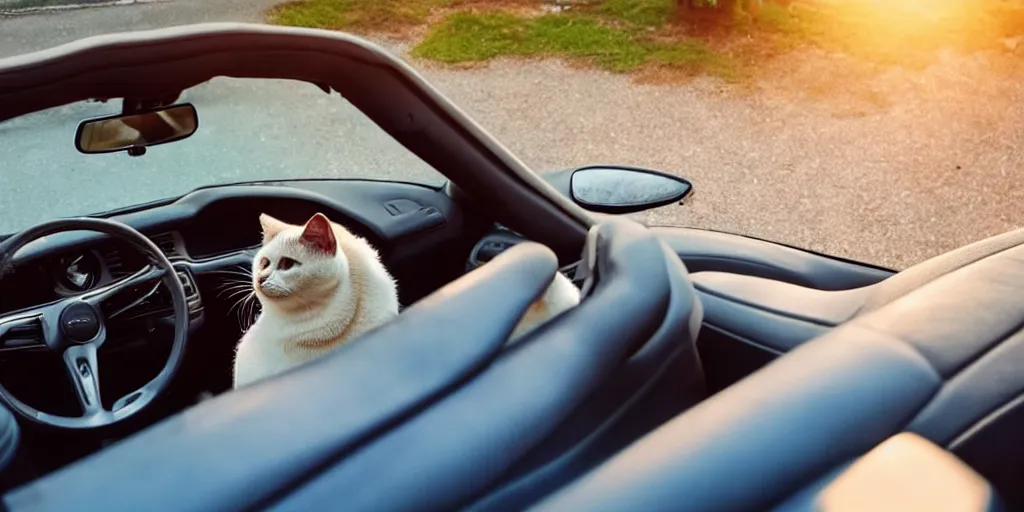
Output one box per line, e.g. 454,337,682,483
533,239,1024,511
268,218,704,511
3,218,704,512
857,226,1024,314
688,227,1024,359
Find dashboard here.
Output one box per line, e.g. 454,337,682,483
0,231,191,314
0,179,475,354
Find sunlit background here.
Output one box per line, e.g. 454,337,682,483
791,0,1024,65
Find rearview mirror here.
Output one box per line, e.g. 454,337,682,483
569,165,693,214
75,104,198,154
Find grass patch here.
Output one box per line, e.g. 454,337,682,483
413,13,642,71
268,0,452,31
413,11,735,77
266,0,1024,83
268,0,734,80
597,0,676,27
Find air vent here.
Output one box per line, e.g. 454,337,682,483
98,232,180,280
150,232,180,259
98,246,129,279
1,318,44,349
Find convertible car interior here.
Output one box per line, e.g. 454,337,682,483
0,22,1021,511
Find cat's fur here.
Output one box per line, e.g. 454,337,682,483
232,212,581,389
232,212,400,389
511,270,580,340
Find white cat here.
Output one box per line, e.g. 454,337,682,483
232,212,400,389
232,212,581,389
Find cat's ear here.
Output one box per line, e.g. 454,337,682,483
300,213,337,255
259,213,289,244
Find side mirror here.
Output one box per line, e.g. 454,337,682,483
75,103,198,155
569,165,693,214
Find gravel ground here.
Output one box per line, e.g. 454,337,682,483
391,44,1024,270
1,2,1022,270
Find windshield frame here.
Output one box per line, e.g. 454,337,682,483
0,23,590,262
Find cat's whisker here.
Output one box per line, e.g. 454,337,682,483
239,294,250,326
250,296,261,326
211,274,254,286
217,281,250,292
217,285,253,300
217,283,249,294
216,279,251,289
207,266,252,276
218,273,254,282
210,268,250,276
215,274,253,285
234,298,246,329
242,293,260,331
246,293,258,329
238,295,249,329
221,290,251,305
227,290,252,320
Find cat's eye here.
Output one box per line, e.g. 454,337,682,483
258,257,270,270
277,257,299,270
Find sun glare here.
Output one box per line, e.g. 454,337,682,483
807,0,1024,65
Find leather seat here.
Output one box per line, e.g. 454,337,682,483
691,227,1024,352
0,406,16,468
0,405,21,488
3,218,705,511
531,235,1024,511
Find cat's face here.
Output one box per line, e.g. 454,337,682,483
252,213,349,311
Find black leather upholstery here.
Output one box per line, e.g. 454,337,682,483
3,218,704,512
0,406,18,475
652,227,894,290
858,227,1024,314
532,324,941,512
679,227,1024,354
4,242,560,511
533,236,1024,511
272,219,703,511
692,271,870,352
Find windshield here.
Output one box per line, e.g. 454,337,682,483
3,0,1023,271
0,77,444,234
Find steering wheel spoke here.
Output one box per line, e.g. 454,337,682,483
82,264,167,309
0,301,62,352
63,342,104,416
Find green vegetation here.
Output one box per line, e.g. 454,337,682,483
412,13,646,69
412,11,735,77
597,0,676,27
269,0,451,31
268,0,1024,80
271,0,736,79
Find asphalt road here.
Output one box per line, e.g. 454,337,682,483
0,0,277,53
0,0,443,234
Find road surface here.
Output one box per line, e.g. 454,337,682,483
0,0,277,55
2,0,1022,269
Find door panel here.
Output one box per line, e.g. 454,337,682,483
651,227,894,291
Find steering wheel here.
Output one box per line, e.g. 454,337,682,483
0,218,189,429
